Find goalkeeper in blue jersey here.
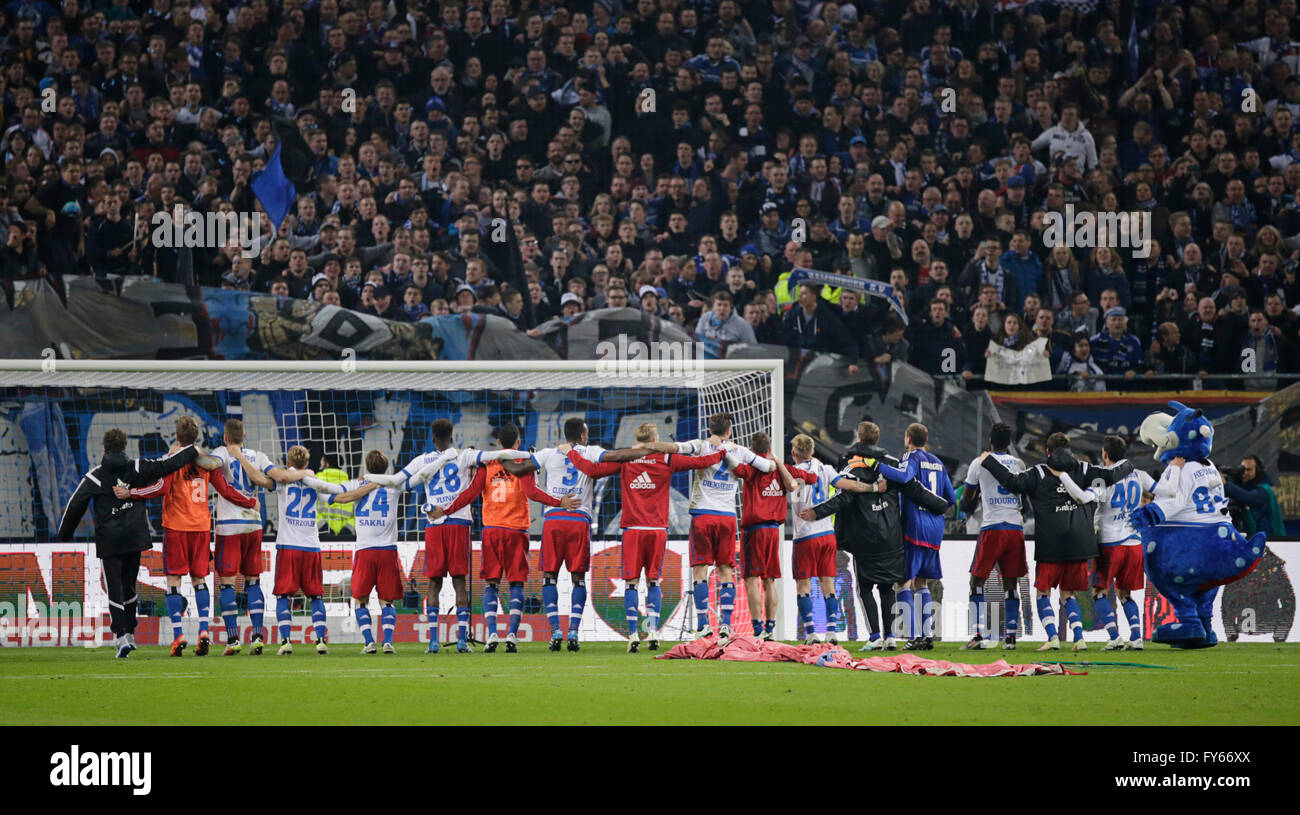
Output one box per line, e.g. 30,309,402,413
894,424,956,650
841,422,954,649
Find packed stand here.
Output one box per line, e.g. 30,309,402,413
1,0,1299,385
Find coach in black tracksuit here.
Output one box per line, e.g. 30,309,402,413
821,424,909,644
57,430,203,654
978,435,1131,643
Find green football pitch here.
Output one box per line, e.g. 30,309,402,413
1,642,1296,725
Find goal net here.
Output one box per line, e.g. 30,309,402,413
0,359,783,644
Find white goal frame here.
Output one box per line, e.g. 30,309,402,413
0,357,792,640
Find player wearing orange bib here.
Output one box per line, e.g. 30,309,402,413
432,422,577,652
137,417,256,656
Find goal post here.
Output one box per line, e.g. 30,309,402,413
0,357,790,642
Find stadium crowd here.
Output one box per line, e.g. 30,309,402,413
2,0,1300,383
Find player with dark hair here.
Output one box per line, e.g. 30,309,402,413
1052,435,1154,650
670,412,774,641
980,433,1132,651
368,419,534,652
58,430,211,658
726,432,797,640
961,422,1028,650
894,423,956,650
499,417,610,651
432,423,576,652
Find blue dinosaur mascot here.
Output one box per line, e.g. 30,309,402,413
1131,401,1268,648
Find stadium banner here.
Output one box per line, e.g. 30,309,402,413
3,539,1294,646
0,275,555,361
990,390,1270,436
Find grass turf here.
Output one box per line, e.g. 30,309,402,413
0,641,1296,725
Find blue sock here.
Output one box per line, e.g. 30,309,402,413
276,596,291,641
896,589,914,639
569,582,586,637
543,580,560,637
246,583,265,637
625,587,640,636
1036,596,1058,640
1122,598,1141,640
693,580,709,630
355,606,374,645
165,590,184,640
918,588,932,638
426,603,439,644
646,583,662,632
1094,595,1118,640
1064,596,1084,642
765,619,776,635
219,585,238,641
971,585,986,638
381,604,396,644
1005,593,1020,637
797,594,814,637
456,605,470,642
752,618,763,637
483,585,499,638
507,584,524,636
310,597,327,642
718,582,735,628
194,583,210,634
824,594,841,633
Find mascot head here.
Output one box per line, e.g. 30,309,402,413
1139,401,1213,464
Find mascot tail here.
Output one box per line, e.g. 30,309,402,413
1194,530,1267,595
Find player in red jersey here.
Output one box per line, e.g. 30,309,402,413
727,432,801,641
566,423,725,652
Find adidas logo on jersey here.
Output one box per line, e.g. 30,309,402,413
761,481,784,497
630,472,657,490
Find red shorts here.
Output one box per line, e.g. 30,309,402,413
215,531,262,577
162,529,211,578
1034,560,1091,592
622,528,668,582
971,527,1028,580
742,526,781,579
423,522,470,578
352,548,404,602
481,527,530,583
540,517,591,574
793,533,837,581
273,548,324,597
689,514,737,567
1093,544,1145,592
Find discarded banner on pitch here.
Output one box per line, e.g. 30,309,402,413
656,635,1076,676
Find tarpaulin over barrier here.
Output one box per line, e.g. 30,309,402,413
655,635,1075,676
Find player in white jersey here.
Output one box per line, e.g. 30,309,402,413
1053,436,1155,651
789,433,864,645
229,444,339,655
364,418,529,653
499,417,607,650
317,450,416,654
209,419,275,655
669,413,773,641
960,423,1029,650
